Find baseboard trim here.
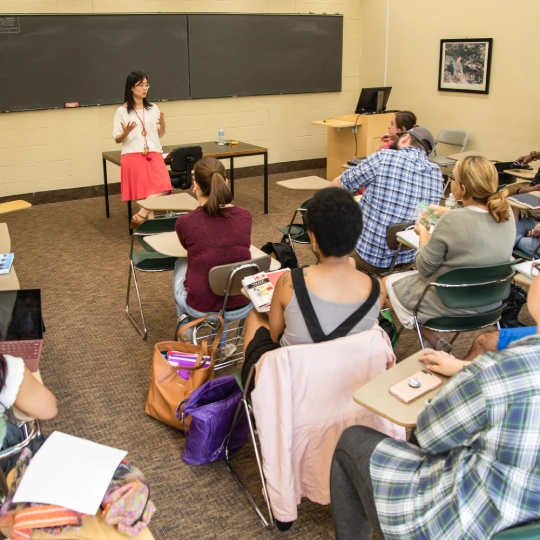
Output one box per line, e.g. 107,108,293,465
0,157,327,206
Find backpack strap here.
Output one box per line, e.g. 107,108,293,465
291,268,380,343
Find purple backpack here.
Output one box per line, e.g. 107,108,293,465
181,375,249,465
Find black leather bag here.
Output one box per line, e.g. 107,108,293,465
260,242,298,270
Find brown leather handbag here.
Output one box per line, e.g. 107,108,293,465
145,315,223,431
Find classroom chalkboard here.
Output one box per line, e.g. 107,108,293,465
0,14,189,112
188,14,343,99
0,13,342,113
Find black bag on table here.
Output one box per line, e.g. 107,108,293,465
260,242,299,270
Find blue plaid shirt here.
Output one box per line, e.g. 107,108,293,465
370,335,540,540
340,147,442,267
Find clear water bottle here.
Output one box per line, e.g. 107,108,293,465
218,126,225,146
445,193,457,210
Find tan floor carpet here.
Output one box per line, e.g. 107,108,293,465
1,169,532,540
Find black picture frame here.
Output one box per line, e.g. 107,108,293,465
438,38,493,94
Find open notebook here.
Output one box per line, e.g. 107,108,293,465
396,226,434,249
512,260,537,279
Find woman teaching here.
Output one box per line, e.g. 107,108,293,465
112,71,172,229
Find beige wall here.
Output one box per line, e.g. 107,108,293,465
0,0,362,197
361,0,540,162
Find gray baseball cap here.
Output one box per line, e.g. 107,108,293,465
397,126,435,153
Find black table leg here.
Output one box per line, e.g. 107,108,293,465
229,157,235,197
127,200,133,235
264,151,268,214
103,158,110,218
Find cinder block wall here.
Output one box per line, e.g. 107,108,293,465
0,1,362,197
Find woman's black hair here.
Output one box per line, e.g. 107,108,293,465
124,71,151,113
0,354,7,392
305,188,363,258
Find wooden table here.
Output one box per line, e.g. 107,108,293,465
137,192,198,212
0,200,32,214
353,350,449,428
0,223,20,290
514,273,534,287
447,150,501,162
276,176,330,190
144,231,281,271
508,191,540,210
102,141,269,218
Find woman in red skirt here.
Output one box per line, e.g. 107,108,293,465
112,71,172,228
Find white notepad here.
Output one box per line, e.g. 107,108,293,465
512,260,536,279
13,431,127,515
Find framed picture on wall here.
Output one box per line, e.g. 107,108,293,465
438,38,493,94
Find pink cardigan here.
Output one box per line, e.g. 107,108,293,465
251,326,406,522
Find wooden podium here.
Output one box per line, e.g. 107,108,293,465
313,113,394,180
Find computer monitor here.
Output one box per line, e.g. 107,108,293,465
354,87,392,114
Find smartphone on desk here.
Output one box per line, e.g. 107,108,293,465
389,369,442,404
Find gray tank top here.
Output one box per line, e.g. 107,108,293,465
280,289,379,347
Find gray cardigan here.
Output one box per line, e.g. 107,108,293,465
392,208,516,323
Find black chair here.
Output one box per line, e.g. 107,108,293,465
169,145,203,190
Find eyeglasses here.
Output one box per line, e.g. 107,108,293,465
135,83,150,89
448,174,455,182
532,261,540,277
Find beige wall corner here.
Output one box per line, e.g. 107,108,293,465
361,0,540,161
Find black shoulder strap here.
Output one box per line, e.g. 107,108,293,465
291,268,380,344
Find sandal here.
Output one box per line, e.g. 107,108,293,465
130,213,147,230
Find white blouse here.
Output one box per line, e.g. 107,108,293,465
112,103,163,155
0,354,25,416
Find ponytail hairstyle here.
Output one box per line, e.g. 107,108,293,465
395,110,417,132
124,71,151,113
194,157,233,217
454,156,510,223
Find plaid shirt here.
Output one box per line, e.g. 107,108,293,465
370,334,540,540
340,147,442,267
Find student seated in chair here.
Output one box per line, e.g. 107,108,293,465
241,188,382,393
382,156,515,351
330,127,443,274
0,353,57,465
377,110,417,151
330,264,540,540
173,157,253,358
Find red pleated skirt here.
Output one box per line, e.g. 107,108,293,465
120,152,172,202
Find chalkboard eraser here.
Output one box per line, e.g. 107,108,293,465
65,102,79,108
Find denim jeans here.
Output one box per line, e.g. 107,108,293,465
515,218,540,258
172,258,253,346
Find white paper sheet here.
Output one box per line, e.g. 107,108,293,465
512,259,535,279
13,431,127,515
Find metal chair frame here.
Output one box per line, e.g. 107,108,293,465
430,129,470,193
223,365,274,528
277,201,311,255
412,271,515,349
362,222,416,277
175,257,271,370
0,419,41,499
126,217,179,339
